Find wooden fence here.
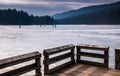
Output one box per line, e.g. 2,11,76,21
115,48,120,69
43,44,75,75
76,44,109,68
0,44,119,76
0,51,41,76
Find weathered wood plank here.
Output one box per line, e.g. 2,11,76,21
35,57,42,76
77,48,81,63
44,44,75,55
77,44,109,51
0,51,40,65
49,52,72,64
115,48,120,60
71,48,75,63
51,64,120,76
115,48,120,51
0,52,41,69
77,60,107,67
115,48,120,69
44,53,49,75
0,63,36,76
78,52,106,59
48,61,75,75
104,50,109,68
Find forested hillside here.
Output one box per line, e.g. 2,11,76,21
0,9,54,25
54,2,120,24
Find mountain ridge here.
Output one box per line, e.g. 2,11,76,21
53,1,120,24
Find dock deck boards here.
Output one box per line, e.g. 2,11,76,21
50,64,120,76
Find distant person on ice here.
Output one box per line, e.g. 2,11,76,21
19,25,21,28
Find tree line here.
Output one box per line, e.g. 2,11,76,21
0,9,54,25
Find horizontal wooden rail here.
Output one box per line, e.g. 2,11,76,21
0,51,41,76
77,44,109,50
49,52,72,64
77,44,109,68
77,52,106,59
44,44,75,55
115,48,120,69
43,44,75,75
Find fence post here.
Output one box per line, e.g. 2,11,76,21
77,47,81,63
35,54,41,76
104,48,109,68
44,52,49,75
71,48,75,63
115,48,120,69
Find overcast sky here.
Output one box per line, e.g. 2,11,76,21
0,0,119,16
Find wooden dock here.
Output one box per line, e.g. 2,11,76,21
50,63,120,76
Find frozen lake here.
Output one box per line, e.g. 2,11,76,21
0,25,120,69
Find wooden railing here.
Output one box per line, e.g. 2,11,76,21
43,44,75,75
115,48,120,69
0,44,118,76
0,51,41,76
76,44,109,68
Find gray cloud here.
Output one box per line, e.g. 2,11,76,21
27,0,120,3
0,0,119,16
0,3,73,16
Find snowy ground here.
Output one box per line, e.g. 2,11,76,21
0,25,120,75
